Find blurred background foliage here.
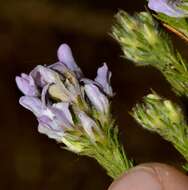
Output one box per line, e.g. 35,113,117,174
0,0,187,189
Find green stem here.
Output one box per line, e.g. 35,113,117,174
86,126,133,179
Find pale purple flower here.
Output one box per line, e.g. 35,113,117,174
95,63,113,97
30,64,81,103
57,43,83,78
20,95,73,141
16,43,112,144
38,103,74,141
148,0,187,17
30,65,60,87
81,63,113,97
30,65,76,103
15,73,39,96
84,84,109,114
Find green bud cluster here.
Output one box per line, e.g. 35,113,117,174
112,11,188,97
112,11,173,66
132,93,188,162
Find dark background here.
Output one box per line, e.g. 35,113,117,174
0,0,187,189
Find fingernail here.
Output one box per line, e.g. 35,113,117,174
109,167,162,190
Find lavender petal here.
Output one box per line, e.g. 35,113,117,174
15,73,39,96
38,123,64,142
84,84,109,113
95,63,113,97
37,103,73,141
77,111,96,140
148,0,187,17
19,96,43,117
30,65,60,87
48,62,67,76
53,102,74,125
57,44,83,78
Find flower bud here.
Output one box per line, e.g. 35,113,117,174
132,93,186,132
95,63,113,97
57,43,83,78
84,84,109,114
77,111,99,140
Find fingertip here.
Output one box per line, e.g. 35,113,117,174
108,165,162,190
108,163,188,190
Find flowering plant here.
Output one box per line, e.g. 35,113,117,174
16,0,188,182
112,0,188,172
16,44,132,179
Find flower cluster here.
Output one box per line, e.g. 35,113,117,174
112,10,188,97
16,43,113,151
148,0,188,17
132,93,188,161
112,11,173,66
132,93,185,131
16,43,132,178
112,7,188,171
